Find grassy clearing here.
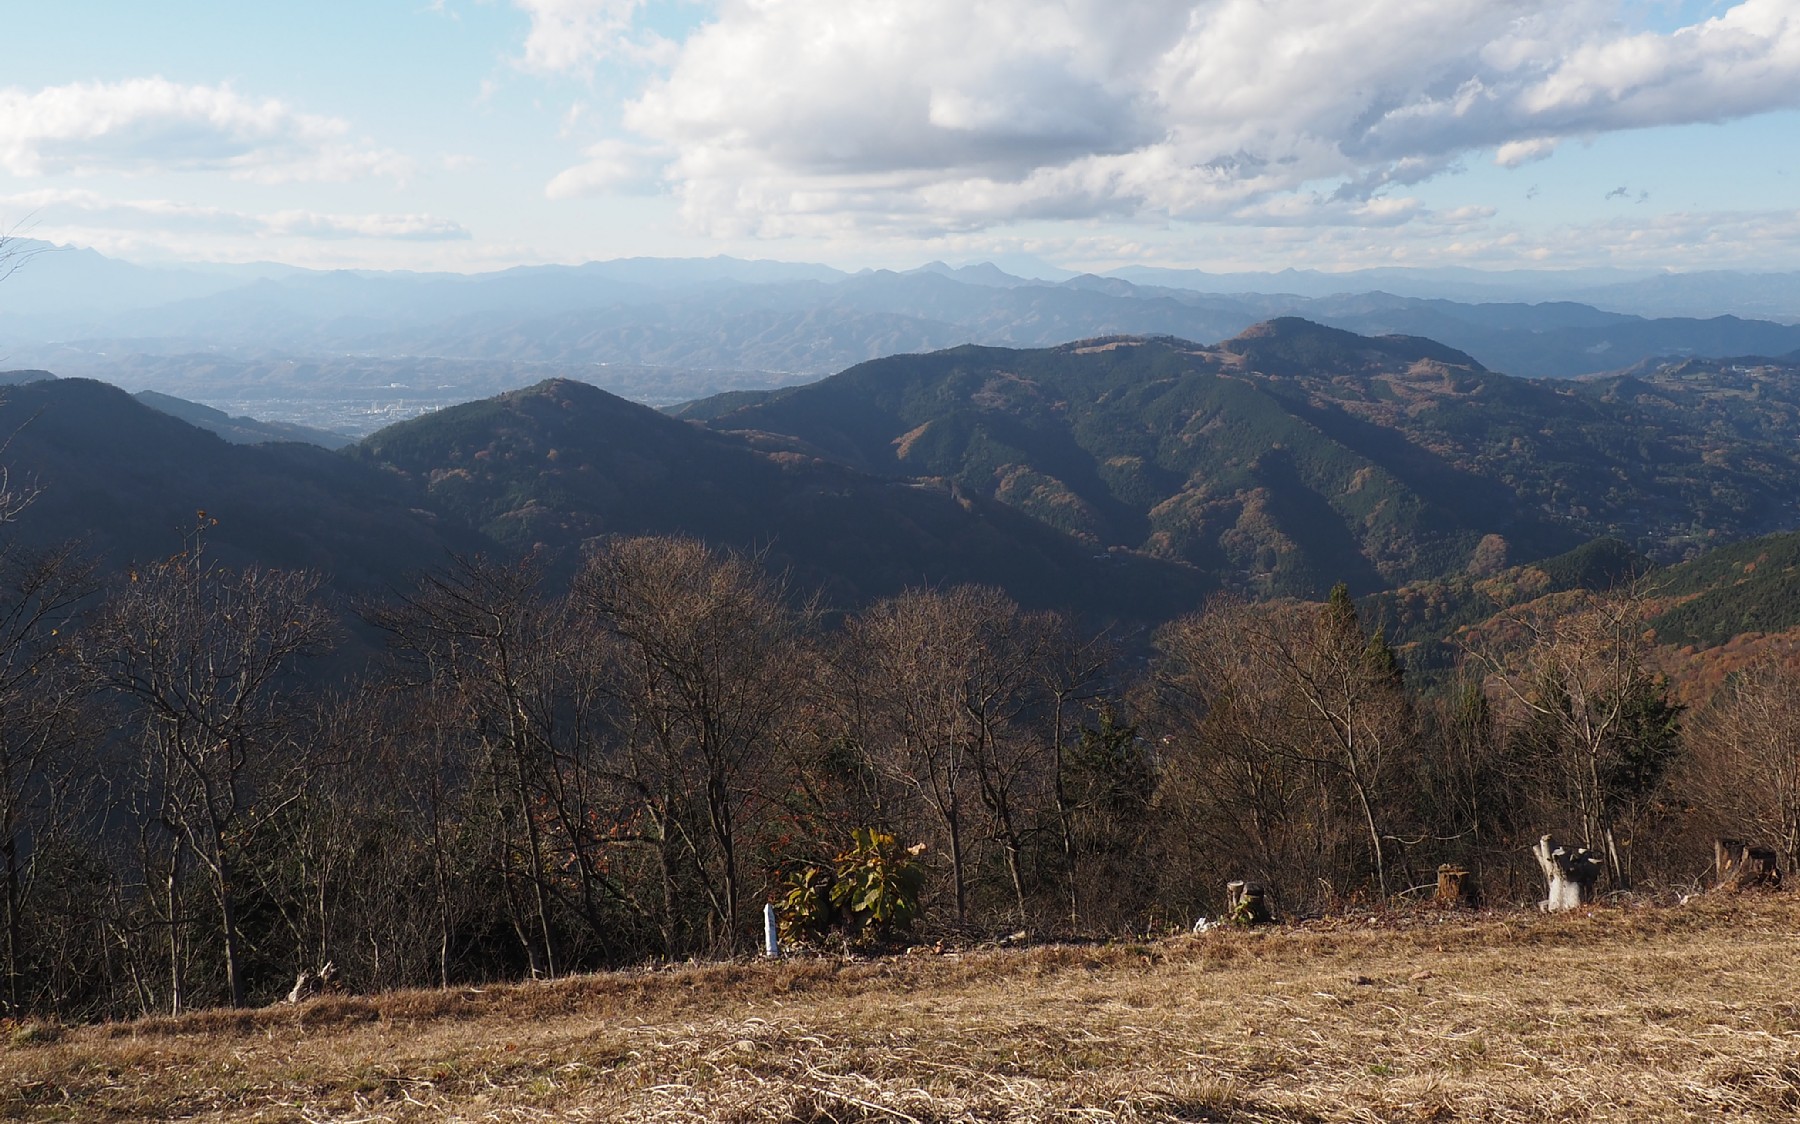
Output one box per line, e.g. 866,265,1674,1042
5,894,1799,1122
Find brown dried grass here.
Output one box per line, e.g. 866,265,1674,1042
6,893,1799,1122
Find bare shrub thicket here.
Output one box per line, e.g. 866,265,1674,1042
1682,658,1800,873
1466,590,1684,889
1144,587,1421,916
0,532,1780,1019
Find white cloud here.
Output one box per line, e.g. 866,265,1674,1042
607,0,1800,237
0,78,410,183
1,188,469,242
545,138,666,198
1206,206,1800,273
1495,138,1560,168
263,211,472,241
1229,194,1445,228
512,0,671,71
0,188,259,235
1524,207,1800,269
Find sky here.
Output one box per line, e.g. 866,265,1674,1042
3,0,1798,275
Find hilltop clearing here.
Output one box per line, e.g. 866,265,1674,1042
8,894,1797,1122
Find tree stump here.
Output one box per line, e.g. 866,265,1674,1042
285,971,317,1005
1534,835,1603,911
282,961,343,1005
1226,880,1271,924
1715,838,1782,890
1435,864,1479,907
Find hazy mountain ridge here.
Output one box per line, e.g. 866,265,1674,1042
10,247,1800,438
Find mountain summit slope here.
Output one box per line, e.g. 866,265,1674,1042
351,378,1208,614
694,324,1800,597
1217,317,1486,377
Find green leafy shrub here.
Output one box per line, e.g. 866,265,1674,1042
776,863,836,946
831,828,926,944
774,828,926,948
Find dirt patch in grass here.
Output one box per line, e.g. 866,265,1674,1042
7,893,1799,1122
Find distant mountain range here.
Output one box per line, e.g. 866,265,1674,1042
9,318,1800,631
5,243,1800,436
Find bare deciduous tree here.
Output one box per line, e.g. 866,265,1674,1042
841,586,1069,926
1039,620,1114,926
1150,587,1414,907
370,555,571,977
0,543,93,1012
1685,659,1800,873
577,536,809,955
85,527,334,1008
1466,589,1682,890
843,588,983,926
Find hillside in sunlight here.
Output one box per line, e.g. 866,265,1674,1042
691,323,1800,598
8,895,1795,1122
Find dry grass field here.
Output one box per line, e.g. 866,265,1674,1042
4,894,1799,1123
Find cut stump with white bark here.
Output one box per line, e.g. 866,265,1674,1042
1534,835,1603,912
282,961,342,1005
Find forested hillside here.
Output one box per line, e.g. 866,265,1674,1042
0,377,477,585
350,377,1206,615
1,326,1800,1023
700,323,1800,596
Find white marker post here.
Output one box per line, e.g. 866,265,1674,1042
763,903,781,958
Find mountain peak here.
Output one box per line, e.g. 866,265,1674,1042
905,260,1030,288
1228,316,1366,345
1222,317,1486,376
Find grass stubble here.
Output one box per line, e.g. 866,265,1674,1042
2,894,1797,1122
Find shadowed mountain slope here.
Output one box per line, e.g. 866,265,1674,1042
351,378,1209,616
135,390,353,448
0,378,479,588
